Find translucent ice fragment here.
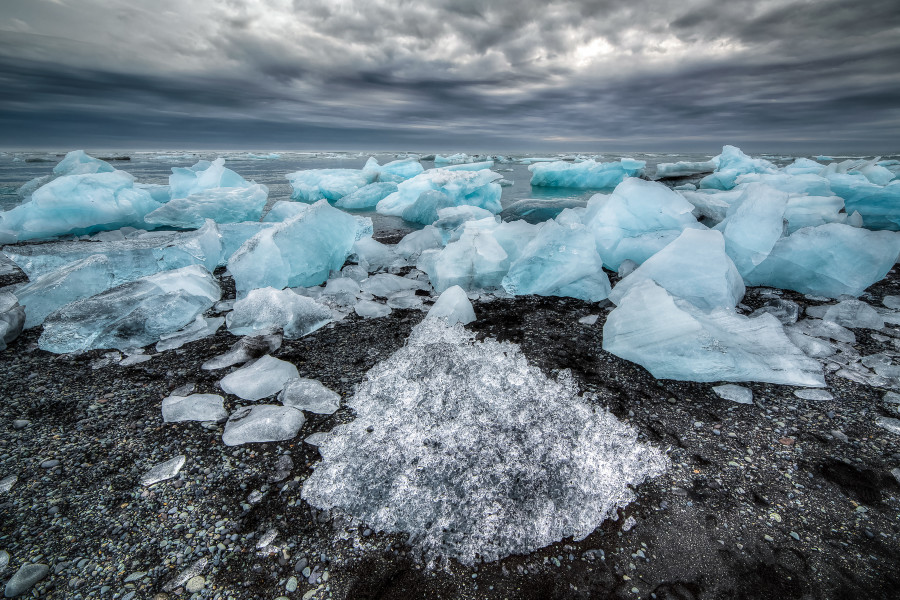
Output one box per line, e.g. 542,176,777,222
141,455,186,485
226,287,332,339
220,355,299,401
279,378,341,414
712,384,753,404
426,285,475,325
162,394,228,423
222,405,305,446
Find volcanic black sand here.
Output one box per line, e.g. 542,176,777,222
1,262,900,600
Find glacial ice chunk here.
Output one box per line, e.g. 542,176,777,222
351,237,406,272
376,168,502,225
225,287,333,339
222,405,305,446
362,157,424,183
334,182,398,210
0,292,25,351
699,146,777,190
826,175,900,230
302,318,668,566
713,384,753,404
654,160,716,179
421,219,510,292
228,201,369,294
141,455,186,485
433,153,474,165
155,315,224,352
285,168,374,203
354,300,392,318
218,222,275,259
39,265,220,354
279,378,341,414
162,394,228,423
201,332,282,370
609,228,744,311
714,183,788,278
359,273,429,298
169,158,252,198
220,355,299,401
426,285,475,325
262,200,309,223
144,183,268,229
499,198,587,224
603,280,824,386
822,299,884,330
396,226,444,261
745,223,900,298
582,178,704,270
529,158,645,189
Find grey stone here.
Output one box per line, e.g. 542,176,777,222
4,563,49,597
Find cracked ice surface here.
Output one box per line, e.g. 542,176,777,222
302,318,668,567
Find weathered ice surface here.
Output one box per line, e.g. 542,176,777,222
499,198,587,224
354,300,391,319
222,405,305,446
162,394,228,423
201,332,282,370
4,219,224,280
155,315,224,352
655,160,716,179
745,224,900,298
219,355,299,401
169,158,252,198
144,183,268,229
351,237,406,272
362,157,424,183
699,145,777,190
821,299,885,330
714,183,788,278
376,168,502,225
140,455,186,485
0,292,25,351
218,221,276,259
502,219,610,302
228,201,369,294
420,218,510,292
582,178,704,270
359,273,429,298
609,228,744,311
0,170,162,240
225,287,333,339
425,285,475,325
262,200,309,222
334,182,398,210
529,158,645,189
39,265,220,354
604,280,824,386
15,255,116,328
285,168,374,203
713,384,753,404
827,174,900,230
302,319,668,566
279,378,341,414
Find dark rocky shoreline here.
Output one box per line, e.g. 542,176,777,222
1,262,900,599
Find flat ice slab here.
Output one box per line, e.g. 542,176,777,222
222,405,305,446
220,355,299,401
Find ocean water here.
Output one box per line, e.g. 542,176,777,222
0,149,889,239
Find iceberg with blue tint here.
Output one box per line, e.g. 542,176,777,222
362,157,424,183
0,170,162,241
609,229,744,311
17,150,115,198
699,145,777,190
502,220,610,302
603,279,824,386
736,173,832,197
218,222,276,259
529,158,645,189
582,178,704,270
783,158,825,176
442,161,495,172
376,168,502,225
714,183,788,278
826,174,900,230
228,200,370,294
434,153,474,165
334,182,398,210
15,255,116,328
286,168,374,203
783,194,846,232
39,265,220,354
745,223,900,298
679,189,742,224
262,200,309,222
169,158,252,198
421,219,510,292
654,160,716,179
351,237,406,272
144,183,268,229
3,219,224,280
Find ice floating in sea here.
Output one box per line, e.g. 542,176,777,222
169,158,253,198
499,198,587,224
529,158,645,189
279,378,341,414
362,157,424,183
220,355,299,401
376,168,502,225
162,394,228,423
222,405,305,446
286,168,373,203
302,318,668,566
226,287,333,339
699,145,777,190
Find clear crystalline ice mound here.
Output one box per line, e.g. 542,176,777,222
302,318,668,567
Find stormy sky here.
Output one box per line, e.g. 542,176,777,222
1,0,899,152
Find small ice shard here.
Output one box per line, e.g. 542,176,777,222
220,355,299,401
603,280,824,386
582,178,704,270
789,319,856,343
529,158,645,189
386,291,424,309
201,332,282,370
426,285,475,325
3,563,49,597
750,299,800,325
279,378,341,414
226,287,332,339
360,273,429,298
144,183,268,229
654,160,716,179
578,314,599,326
162,394,228,423
321,277,361,307
822,299,884,330
0,474,16,493
714,183,788,278
502,219,610,302
499,198,587,224
354,300,392,318
376,168,502,225
302,318,668,566
141,455,186,485
156,315,224,352
793,389,834,401
120,353,152,366
285,167,374,203
713,384,753,404
609,228,743,311
222,405,305,446
162,558,208,593
334,182,398,210
745,224,900,298
0,292,25,351
39,265,220,354
351,237,406,272
228,200,369,294
304,432,330,446
262,200,309,223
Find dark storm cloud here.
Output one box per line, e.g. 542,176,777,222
0,0,898,151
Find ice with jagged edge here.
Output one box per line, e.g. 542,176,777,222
582,178,704,270
334,182,398,210
279,378,341,414
603,279,824,386
17,150,115,199
302,318,669,567
156,315,224,352
3,219,224,281
0,292,25,351
654,160,716,179
262,201,309,222
362,157,424,183
285,168,374,203
169,157,250,198
222,405,305,446
529,158,645,189
713,183,788,278
699,145,777,190
145,184,268,229
228,200,371,295
225,287,333,338
220,355,299,401
162,394,228,423
375,168,503,225
39,265,220,354
15,255,117,328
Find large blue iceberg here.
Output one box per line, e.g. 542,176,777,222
376,168,502,225
145,184,268,229
529,158,645,189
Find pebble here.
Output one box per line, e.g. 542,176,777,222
4,563,49,597
294,558,308,572
286,576,298,592
622,516,637,532
40,459,60,469
11,420,29,430
0,550,8,569
831,429,849,443
185,575,205,593
763,535,774,542
790,531,800,541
